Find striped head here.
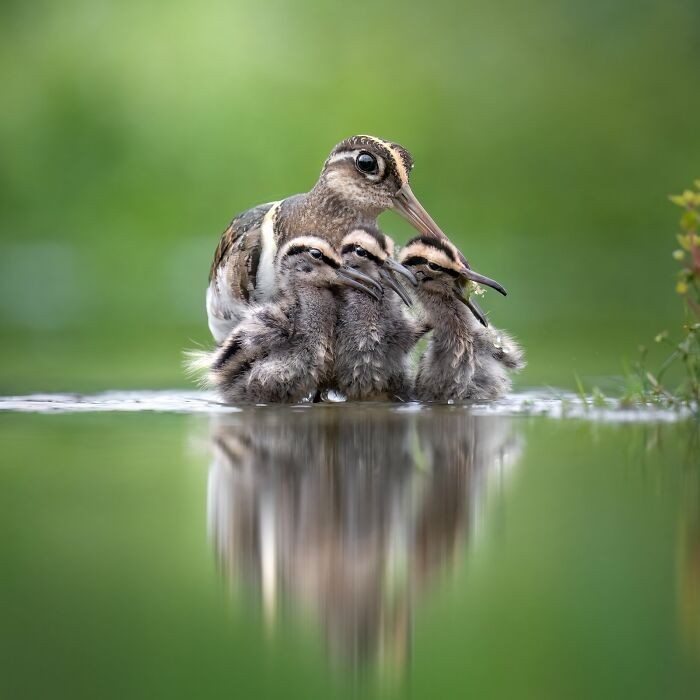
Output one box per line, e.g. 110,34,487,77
399,235,507,303
340,226,417,305
398,236,472,303
321,135,414,212
319,136,477,270
277,236,381,297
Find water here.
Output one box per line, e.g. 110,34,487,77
1,394,699,699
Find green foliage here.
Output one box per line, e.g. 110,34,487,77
572,373,608,411
625,182,700,408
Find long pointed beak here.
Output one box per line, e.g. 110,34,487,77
338,267,381,301
453,283,489,326
393,182,507,299
383,256,417,286
467,299,488,326
459,268,507,297
393,183,449,243
379,268,412,307
341,265,383,293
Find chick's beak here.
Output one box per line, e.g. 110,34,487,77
453,278,471,305
452,281,490,326
383,256,417,286
467,299,488,326
337,267,381,301
459,268,508,297
379,268,413,307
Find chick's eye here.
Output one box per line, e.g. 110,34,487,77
356,151,378,175
428,262,440,271
354,246,367,257
309,249,323,259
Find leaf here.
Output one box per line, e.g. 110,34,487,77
669,194,686,207
592,387,607,408
676,280,689,295
677,233,691,251
573,373,587,405
681,210,699,231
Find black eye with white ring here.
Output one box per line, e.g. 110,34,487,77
309,248,323,259
354,246,367,257
428,262,440,271
355,151,378,175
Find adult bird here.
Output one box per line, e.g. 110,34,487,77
206,135,504,343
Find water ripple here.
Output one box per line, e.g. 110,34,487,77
0,390,692,422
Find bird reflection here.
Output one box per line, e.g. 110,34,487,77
205,404,523,675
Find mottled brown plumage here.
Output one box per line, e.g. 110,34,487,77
208,202,272,285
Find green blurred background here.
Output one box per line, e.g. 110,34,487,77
1,0,699,394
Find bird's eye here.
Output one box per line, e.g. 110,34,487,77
355,151,378,175
354,246,367,257
309,249,323,259
428,262,440,271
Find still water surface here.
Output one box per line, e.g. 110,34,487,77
1,398,699,698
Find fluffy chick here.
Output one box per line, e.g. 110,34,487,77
399,236,524,401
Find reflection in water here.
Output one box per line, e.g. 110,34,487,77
679,431,700,659
205,405,523,675
627,425,700,661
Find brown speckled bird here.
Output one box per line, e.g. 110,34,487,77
206,135,505,343
399,236,524,402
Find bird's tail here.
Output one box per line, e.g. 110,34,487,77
183,348,215,387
